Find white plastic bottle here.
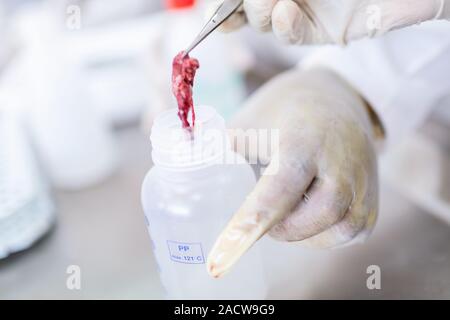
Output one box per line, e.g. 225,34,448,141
141,106,267,299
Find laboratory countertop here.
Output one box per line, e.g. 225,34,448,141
0,126,449,299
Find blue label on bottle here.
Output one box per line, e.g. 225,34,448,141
167,240,205,264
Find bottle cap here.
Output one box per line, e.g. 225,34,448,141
165,0,196,10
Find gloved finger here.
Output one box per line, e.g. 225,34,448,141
244,0,278,32
335,210,378,248
268,178,354,241
207,152,317,278
298,197,375,249
271,0,317,45
206,0,247,32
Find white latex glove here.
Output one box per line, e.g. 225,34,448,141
207,68,379,278
216,0,450,44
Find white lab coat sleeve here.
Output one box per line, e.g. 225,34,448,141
301,20,450,148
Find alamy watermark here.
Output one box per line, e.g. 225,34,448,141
66,265,81,290
366,4,382,37
66,5,82,30
366,265,381,290
159,127,280,175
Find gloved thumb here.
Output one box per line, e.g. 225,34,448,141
271,0,323,45
206,149,317,278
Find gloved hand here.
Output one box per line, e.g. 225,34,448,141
216,0,450,45
207,68,379,278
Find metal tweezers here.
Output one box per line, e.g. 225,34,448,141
183,0,243,57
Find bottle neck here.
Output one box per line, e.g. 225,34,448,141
150,106,231,176
153,153,231,183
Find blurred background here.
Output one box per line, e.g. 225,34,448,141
0,0,449,299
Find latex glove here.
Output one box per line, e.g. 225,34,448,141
216,0,450,44
207,68,379,278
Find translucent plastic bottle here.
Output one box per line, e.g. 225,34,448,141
141,106,267,299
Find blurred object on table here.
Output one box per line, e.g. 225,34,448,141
48,0,162,27
11,5,118,190
45,0,164,127
0,110,55,260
